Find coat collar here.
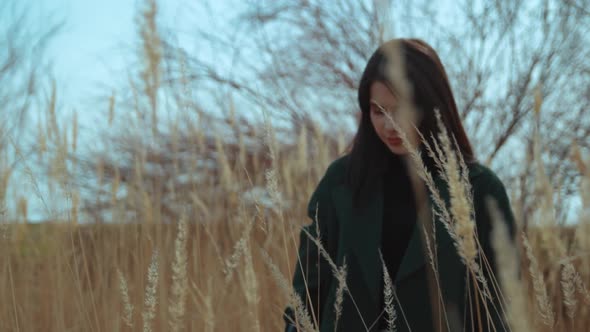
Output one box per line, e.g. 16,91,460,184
330,163,484,305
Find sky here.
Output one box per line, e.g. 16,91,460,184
46,0,206,118
49,0,136,117
3,0,243,221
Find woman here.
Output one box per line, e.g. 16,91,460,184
284,38,516,332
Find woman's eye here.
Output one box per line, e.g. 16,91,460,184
370,107,384,116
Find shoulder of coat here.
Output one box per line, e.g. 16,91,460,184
306,154,350,214
468,162,508,196
324,154,350,182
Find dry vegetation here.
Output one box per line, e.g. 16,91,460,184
1,0,590,331
1,126,589,331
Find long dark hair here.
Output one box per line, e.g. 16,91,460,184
346,38,476,206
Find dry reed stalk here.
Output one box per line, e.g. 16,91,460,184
384,111,453,238
138,0,161,135
37,119,47,158
71,222,101,330
522,233,554,326
489,198,532,332
533,170,566,259
423,130,447,181
433,110,477,268
118,269,134,328
260,249,317,332
452,135,474,211
72,110,78,152
571,144,590,255
311,123,330,172
559,255,590,312
169,216,188,332
532,93,567,261
336,130,346,155
223,215,255,283
262,112,283,212
108,92,116,126
142,249,159,332
238,130,247,169
379,252,398,332
190,192,211,220
275,204,352,330
297,128,308,172
215,132,234,191
242,238,262,331
47,80,58,141
300,208,367,331
10,136,52,218
333,258,347,331
422,226,453,332
561,262,577,319
191,279,215,332
8,262,19,331
381,41,414,120
573,271,590,305
111,165,120,206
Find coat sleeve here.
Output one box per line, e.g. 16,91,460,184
467,172,517,332
283,164,339,332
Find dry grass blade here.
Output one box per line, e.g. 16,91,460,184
143,249,159,332
522,233,554,326
333,258,347,332
433,109,477,268
489,197,532,332
169,216,189,332
561,262,577,319
260,249,317,332
379,251,398,332
242,237,262,331
381,111,455,242
118,269,134,328
191,279,215,332
573,272,590,305
223,217,255,283
301,206,353,330
571,144,590,251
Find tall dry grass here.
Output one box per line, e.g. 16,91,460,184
2,124,588,331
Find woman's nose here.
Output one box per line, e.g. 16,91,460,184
384,116,396,130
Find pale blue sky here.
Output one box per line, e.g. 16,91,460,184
5,0,243,221
45,0,223,117
47,0,136,101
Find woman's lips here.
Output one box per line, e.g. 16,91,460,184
386,137,402,145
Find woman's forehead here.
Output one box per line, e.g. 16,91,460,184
370,81,398,106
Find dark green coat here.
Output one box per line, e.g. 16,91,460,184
284,155,516,332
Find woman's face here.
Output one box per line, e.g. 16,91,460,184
369,81,420,155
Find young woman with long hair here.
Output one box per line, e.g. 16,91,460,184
284,38,515,332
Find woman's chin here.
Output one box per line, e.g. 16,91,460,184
387,145,409,155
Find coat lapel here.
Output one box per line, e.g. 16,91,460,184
394,164,487,283
328,161,487,331
330,174,453,299
331,181,383,306
330,166,485,298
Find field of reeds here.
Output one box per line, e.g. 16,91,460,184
0,128,336,331
1,0,590,331
1,123,589,331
